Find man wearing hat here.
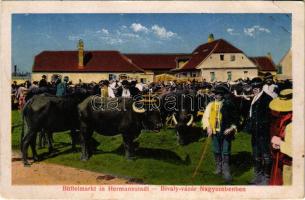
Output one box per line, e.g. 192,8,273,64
100,80,115,98
263,72,278,99
202,85,240,182
55,76,65,97
117,80,131,98
247,77,273,185
39,75,48,88
269,89,293,185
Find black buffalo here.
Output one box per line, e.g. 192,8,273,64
78,96,163,160
21,91,88,166
159,90,209,145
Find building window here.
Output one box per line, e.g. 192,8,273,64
210,72,215,82
220,54,224,61
277,65,283,74
230,55,235,61
241,56,244,59
210,56,212,59
109,74,116,80
227,71,232,81
191,72,197,77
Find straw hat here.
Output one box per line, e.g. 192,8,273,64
269,89,292,112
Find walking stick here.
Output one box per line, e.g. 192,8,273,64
192,136,212,179
272,152,280,185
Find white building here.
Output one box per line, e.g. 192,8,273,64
174,35,258,82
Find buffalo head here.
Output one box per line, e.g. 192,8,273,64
132,99,163,132
172,111,206,145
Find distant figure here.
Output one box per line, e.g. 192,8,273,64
29,81,39,93
39,75,48,88
118,80,131,98
110,80,120,97
100,80,115,98
135,80,144,92
130,81,140,97
16,83,28,110
56,77,68,97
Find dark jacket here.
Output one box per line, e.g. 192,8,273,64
220,98,241,134
39,78,48,88
129,86,140,97
247,92,273,138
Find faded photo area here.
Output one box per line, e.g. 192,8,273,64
11,13,292,186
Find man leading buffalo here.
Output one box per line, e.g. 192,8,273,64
202,85,240,183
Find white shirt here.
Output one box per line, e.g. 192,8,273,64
263,84,278,99
16,86,27,99
122,88,131,98
108,87,115,98
135,83,143,91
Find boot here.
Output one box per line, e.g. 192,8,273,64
259,156,272,185
249,158,263,185
222,155,232,183
213,153,222,175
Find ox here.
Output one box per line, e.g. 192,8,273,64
160,90,210,145
77,96,163,160
21,91,88,166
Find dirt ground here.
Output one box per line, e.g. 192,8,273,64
11,152,129,185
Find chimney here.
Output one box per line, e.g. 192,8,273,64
267,52,272,61
78,39,84,69
208,33,214,43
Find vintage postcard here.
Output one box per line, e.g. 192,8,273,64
0,1,304,199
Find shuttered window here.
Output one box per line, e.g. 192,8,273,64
227,71,232,81
210,72,215,82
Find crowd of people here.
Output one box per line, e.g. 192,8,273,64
11,73,293,186
201,74,292,185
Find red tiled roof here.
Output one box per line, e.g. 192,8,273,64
124,54,191,70
177,39,243,71
250,57,277,71
33,51,144,72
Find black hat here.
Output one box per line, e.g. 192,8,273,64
64,76,69,82
264,72,273,81
131,80,137,85
103,80,110,86
213,85,229,95
251,77,263,88
121,80,129,86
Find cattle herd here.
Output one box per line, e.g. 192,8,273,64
11,78,292,166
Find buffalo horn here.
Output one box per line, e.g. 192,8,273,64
186,114,194,126
172,114,178,125
132,102,146,113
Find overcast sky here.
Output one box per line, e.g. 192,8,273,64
12,13,291,72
